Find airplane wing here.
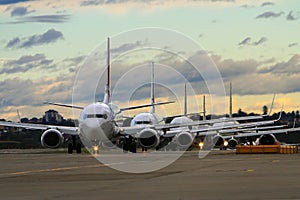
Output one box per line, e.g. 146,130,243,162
44,101,175,113
120,116,275,138
191,120,277,135
119,101,175,112
162,119,278,138
0,121,78,135
217,125,287,135
44,101,84,109
223,127,300,139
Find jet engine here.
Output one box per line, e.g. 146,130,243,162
257,134,277,145
137,128,160,148
174,132,193,148
41,129,64,149
213,135,225,147
228,138,238,149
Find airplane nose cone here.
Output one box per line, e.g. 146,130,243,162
85,119,103,129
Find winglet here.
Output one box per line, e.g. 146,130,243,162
268,93,276,116
275,104,284,121
17,109,21,123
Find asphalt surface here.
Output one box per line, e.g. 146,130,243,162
0,149,300,200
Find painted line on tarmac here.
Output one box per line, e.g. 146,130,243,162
0,162,124,177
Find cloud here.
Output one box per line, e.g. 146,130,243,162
212,55,258,79
213,54,300,95
258,54,300,75
63,55,86,66
287,11,299,21
110,40,145,54
80,0,104,6
0,75,75,109
256,11,284,19
0,0,30,5
261,2,275,7
8,14,71,24
253,37,267,45
62,55,86,73
0,78,35,106
238,37,251,45
10,6,34,17
240,4,255,9
1,54,55,74
80,0,236,7
288,42,298,48
238,37,267,46
5,29,64,49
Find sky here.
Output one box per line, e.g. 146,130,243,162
0,0,300,120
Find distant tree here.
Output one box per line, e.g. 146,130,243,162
237,108,247,116
291,111,295,118
262,105,268,115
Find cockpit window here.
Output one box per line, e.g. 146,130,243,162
135,121,151,125
84,114,107,119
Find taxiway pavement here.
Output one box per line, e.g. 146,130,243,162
0,150,299,200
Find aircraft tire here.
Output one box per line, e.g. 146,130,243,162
130,142,137,153
76,143,82,154
68,143,73,154
123,140,129,153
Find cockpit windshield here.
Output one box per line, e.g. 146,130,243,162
84,114,107,119
135,121,151,125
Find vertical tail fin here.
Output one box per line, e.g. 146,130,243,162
103,37,111,104
150,62,155,114
17,109,21,123
229,82,232,118
203,95,206,120
184,83,187,116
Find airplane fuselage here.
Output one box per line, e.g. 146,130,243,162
78,102,118,146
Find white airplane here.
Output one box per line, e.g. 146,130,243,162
0,38,173,154
125,62,168,152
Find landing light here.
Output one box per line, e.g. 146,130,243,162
198,142,204,150
224,141,229,147
93,145,99,152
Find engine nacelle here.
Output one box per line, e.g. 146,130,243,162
137,128,160,148
258,134,277,145
41,129,64,149
101,141,117,149
228,138,238,149
213,135,225,147
174,132,193,148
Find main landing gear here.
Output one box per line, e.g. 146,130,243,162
68,135,82,154
122,136,137,153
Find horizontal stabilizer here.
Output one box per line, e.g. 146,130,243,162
44,101,84,109
119,101,175,112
